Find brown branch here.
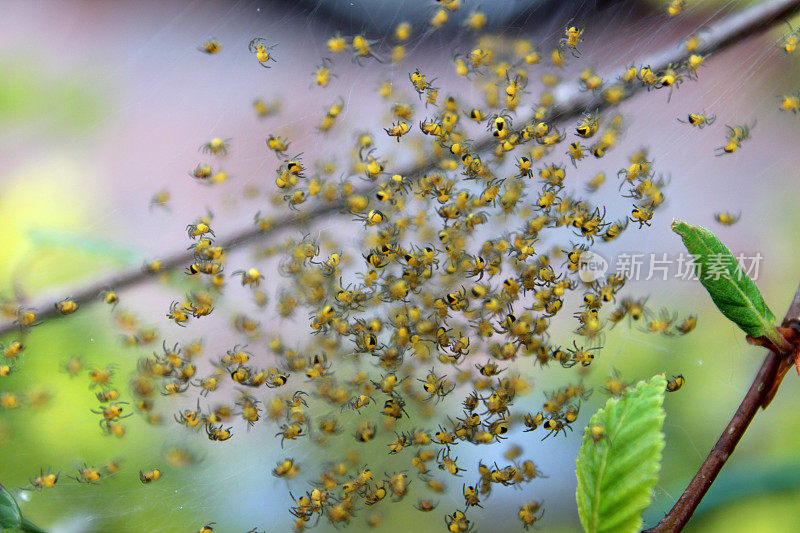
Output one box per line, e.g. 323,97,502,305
2,0,800,337
643,281,800,533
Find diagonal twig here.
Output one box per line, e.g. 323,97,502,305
2,0,800,337
643,279,800,533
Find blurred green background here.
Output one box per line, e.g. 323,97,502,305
2,0,800,532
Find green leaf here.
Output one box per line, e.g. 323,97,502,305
576,375,667,533
19,518,46,533
671,219,779,340
0,484,22,529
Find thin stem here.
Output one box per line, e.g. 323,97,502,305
643,351,781,533
2,0,800,337
643,280,800,532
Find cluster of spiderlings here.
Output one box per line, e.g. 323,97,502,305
7,3,790,530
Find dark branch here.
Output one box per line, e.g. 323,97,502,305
2,0,800,336
643,280,800,533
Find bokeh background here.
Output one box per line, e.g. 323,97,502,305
1,0,800,531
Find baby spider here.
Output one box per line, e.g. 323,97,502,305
26,469,60,491
575,111,600,138
276,423,304,447
286,390,308,408
667,0,685,16
560,25,584,57
677,111,716,129
714,211,741,226
199,137,230,155
409,68,435,97
206,423,233,441
186,222,214,239
248,38,276,68
352,34,382,64
92,402,133,428
716,122,754,155
198,39,221,54
384,121,410,142
233,268,265,287
487,111,513,138
312,57,336,88
779,92,800,113
70,464,102,484
342,393,373,412
657,64,687,102
266,134,290,156
567,341,601,367
667,374,686,392
642,308,678,336
629,204,654,228
167,301,190,326
780,21,799,53
436,448,465,476
541,416,572,440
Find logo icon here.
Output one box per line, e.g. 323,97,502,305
577,251,608,283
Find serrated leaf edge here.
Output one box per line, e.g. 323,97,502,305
576,375,667,533
671,219,776,338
